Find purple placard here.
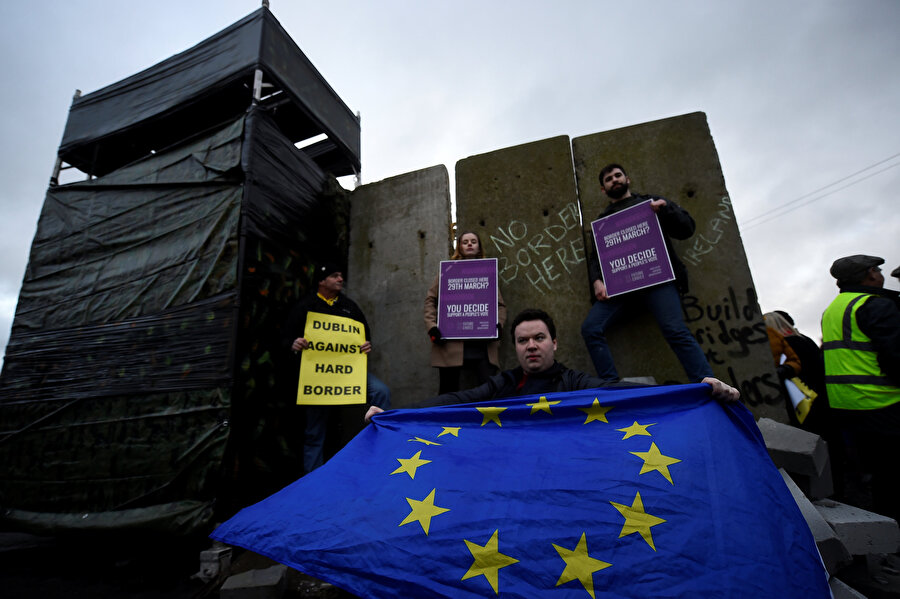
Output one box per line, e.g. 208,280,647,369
590,200,675,297
437,258,499,339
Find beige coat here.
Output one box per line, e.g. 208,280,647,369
424,273,507,368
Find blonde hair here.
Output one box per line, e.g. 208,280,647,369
763,311,798,337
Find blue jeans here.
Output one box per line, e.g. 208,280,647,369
580,282,712,383
304,373,391,473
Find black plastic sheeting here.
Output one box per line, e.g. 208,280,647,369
0,107,345,534
225,107,348,512
58,7,360,178
14,119,245,334
2,292,236,402
241,105,333,248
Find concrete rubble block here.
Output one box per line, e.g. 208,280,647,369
791,461,834,501
780,469,851,575
220,564,288,599
197,543,232,582
835,553,900,598
829,576,869,599
814,499,900,557
757,417,829,476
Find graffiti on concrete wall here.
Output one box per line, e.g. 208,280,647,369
683,284,782,408
681,196,733,267
488,202,585,294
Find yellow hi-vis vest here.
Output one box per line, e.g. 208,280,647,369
822,292,900,410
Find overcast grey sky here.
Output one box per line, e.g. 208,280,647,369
1,0,898,365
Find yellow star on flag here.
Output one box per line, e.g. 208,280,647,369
617,421,656,439
399,488,450,535
437,426,461,438
526,395,561,415
462,529,520,594
630,442,681,484
579,399,612,424
552,532,611,599
610,491,667,551
408,436,441,446
390,450,431,480
477,406,507,427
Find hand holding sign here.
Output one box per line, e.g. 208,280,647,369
437,259,499,339
590,200,676,297
297,312,368,406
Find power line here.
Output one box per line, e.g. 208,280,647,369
743,161,900,229
742,151,900,229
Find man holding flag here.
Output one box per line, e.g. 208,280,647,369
217,307,829,597
366,308,737,422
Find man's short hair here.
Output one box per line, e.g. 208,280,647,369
598,163,627,183
510,309,557,342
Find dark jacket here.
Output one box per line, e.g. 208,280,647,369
836,285,900,385
784,334,826,396
419,361,623,408
587,193,695,294
282,293,372,351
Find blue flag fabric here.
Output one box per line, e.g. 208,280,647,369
212,384,830,598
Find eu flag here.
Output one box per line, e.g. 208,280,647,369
212,384,829,598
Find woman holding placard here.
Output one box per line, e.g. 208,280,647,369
424,231,506,394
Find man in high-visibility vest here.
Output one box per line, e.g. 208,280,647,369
822,254,900,520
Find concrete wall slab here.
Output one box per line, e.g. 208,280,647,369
573,112,785,420
456,136,591,372
349,166,452,407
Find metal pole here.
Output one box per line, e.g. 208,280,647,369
252,69,263,105
49,89,82,186
354,111,362,188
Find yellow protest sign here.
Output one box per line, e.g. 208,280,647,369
297,312,367,405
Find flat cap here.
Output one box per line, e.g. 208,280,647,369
830,254,884,283
892,265,900,279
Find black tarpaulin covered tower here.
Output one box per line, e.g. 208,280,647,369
0,7,358,534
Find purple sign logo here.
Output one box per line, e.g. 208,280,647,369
591,200,675,297
437,258,499,339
